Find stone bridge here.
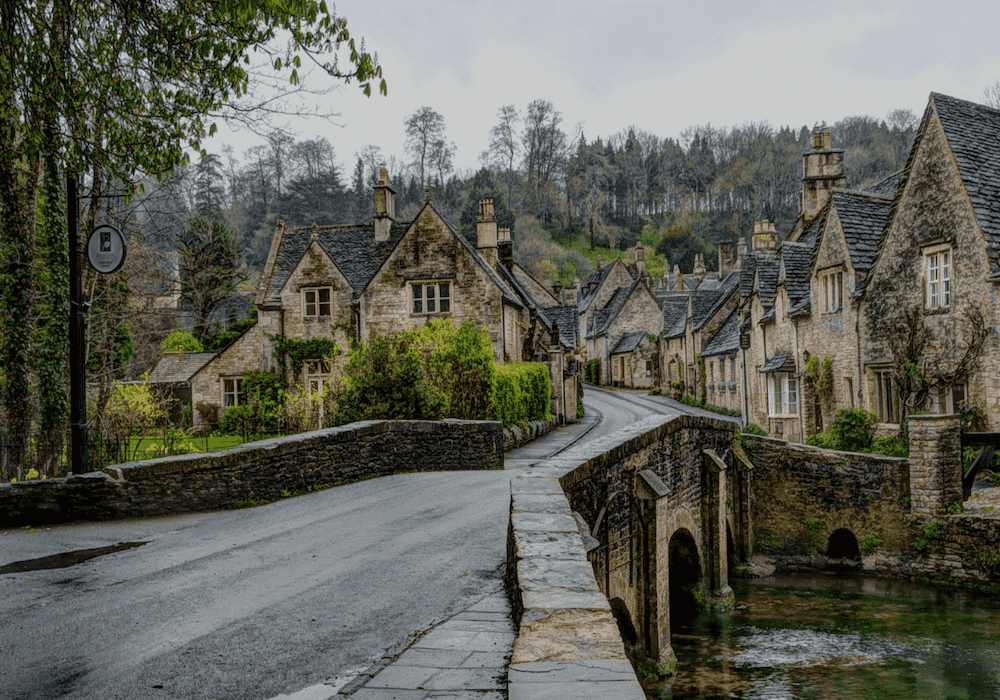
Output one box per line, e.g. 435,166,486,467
506,413,744,695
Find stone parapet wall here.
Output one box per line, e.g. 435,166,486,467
0,420,503,527
505,413,736,698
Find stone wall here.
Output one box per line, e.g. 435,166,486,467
0,420,503,527
744,434,912,554
744,428,1000,584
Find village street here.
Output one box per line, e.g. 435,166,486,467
0,388,712,700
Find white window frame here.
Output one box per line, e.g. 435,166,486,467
411,281,452,315
767,372,798,417
924,245,951,309
223,377,244,408
303,287,332,318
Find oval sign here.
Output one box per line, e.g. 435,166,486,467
87,224,127,274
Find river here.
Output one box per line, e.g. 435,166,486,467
643,574,1000,699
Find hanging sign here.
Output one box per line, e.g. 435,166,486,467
87,224,127,274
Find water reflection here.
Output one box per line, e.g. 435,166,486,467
646,573,1000,699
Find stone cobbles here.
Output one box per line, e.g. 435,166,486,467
343,589,512,700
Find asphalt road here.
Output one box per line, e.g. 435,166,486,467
0,388,714,700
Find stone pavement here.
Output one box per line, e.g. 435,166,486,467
341,587,513,699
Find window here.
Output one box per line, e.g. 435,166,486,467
820,269,844,312
875,369,898,423
939,382,966,414
845,377,854,408
412,282,451,314
925,248,951,309
767,372,798,416
223,377,244,407
645,360,652,377
303,287,332,317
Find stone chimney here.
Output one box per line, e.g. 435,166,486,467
552,281,564,303
751,220,778,252
801,124,845,221
718,240,735,276
497,227,513,268
177,345,185,362
374,165,396,242
693,253,707,279
737,236,748,262
596,255,604,271
564,279,579,306
476,198,498,267
634,243,646,274
675,265,686,291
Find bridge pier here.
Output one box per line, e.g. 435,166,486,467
704,448,734,603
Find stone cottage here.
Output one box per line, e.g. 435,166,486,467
858,92,1000,432
189,168,581,427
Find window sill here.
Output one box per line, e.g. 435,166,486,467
923,306,950,316
410,312,452,318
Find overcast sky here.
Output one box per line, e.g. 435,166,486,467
217,0,1000,177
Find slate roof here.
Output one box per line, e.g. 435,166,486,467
539,305,579,349
831,190,892,279
588,284,632,338
862,170,904,199
148,352,217,383
260,205,524,310
780,242,813,304
761,350,795,373
611,330,648,355
740,255,757,300
260,222,409,304
755,257,780,310
690,271,740,331
578,260,635,313
789,296,811,316
700,310,739,357
662,303,688,339
929,92,1000,267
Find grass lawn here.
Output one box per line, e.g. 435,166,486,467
123,433,257,461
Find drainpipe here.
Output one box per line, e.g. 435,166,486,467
500,302,506,364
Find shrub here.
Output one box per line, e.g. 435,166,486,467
331,330,447,425
584,358,601,385
327,321,496,427
742,422,767,437
829,409,877,452
408,320,495,420
491,362,551,427
806,431,837,449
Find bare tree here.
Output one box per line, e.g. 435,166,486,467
984,79,1000,110
886,301,991,435
404,107,447,185
430,138,456,185
357,144,385,186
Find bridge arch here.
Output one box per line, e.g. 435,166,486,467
668,528,702,628
827,528,861,560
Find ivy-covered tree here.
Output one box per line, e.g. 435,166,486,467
0,0,385,475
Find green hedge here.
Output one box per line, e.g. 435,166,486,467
491,362,551,427
584,358,601,384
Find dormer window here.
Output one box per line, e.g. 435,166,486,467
303,287,332,317
412,281,451,314
925,246,951,309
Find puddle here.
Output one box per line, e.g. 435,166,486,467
644,574,1000,699
0,541,147,574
